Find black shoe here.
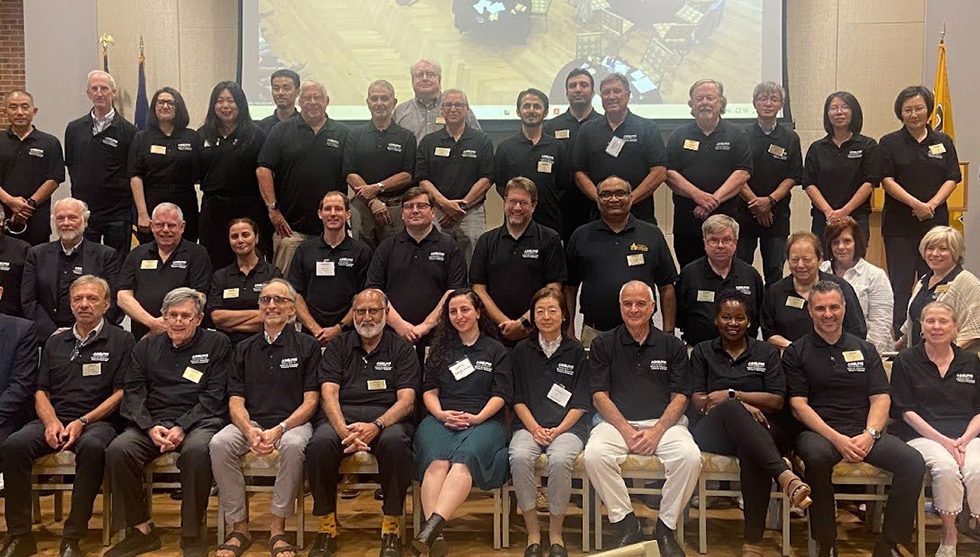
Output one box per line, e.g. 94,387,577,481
523,543,542,557
379,533,401,557
374,488,385,501
548,544,568,557
815,540,838,557
0,534,37,557
654,519,686,557
613,515,643,548
180,536,208,557
872,541,904,557
58,539,82,557
104,526,162,557
411,514,447,557
308,533,336,557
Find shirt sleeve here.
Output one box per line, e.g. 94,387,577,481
63,123,75,168
887,352,913,420
318,338,344,385
341,128,358,178
747,269,765,339
652,234,679,286
468,234,490,285
943,136,963,182
393,338,420,392
689,344,708,393
285,244,308,296
493,142,508,198
860,138,881,185
732,127,753,174
422,357,442,393
43,137,66,183
303,336,322,392
801,142,820,186
256,124,284,171
665,129,685,171
36,335,53,392
674,269,691,333
188,247,213,294
227,342,247,398
490,344,513,404
788,130,804,184
0,320,37,425
667,336,692,396
782,343,809,399
445,242,468,289
402,132,418,175
875,136,897,180
865,347,889,396
414,136,432,183
365,241,391,290
841,279,868,340
478,134,495,181
588,334,612,394
569,347,592,412
511,347,527,405
564,231,582,287
543,233,568,284
206,269,228,316
761,285,778,340
761,344,786,396
117,249,139,291
570,126,590,174
175,334,230,430
112,332,136,390
643,119,668,168
865,266,895,353
128,132,147,178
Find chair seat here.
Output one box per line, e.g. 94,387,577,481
34,452,78,468
531,453,587,473
239,452,281,470
620,454,666,472
339,451,380,474
792,455,892,479
701,452,740,475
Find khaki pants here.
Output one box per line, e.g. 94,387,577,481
908,436,980,516
273,231,315,276
351,196,403,250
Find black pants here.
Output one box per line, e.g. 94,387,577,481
673,232,705,271
736,231,787,287
105,420,222,538
884,235,931,332
198,195,273,270
6,204,51,246
1,420,117,539
692,400,790,543
85,221,132,258
306,406,415,517
795,430,925,544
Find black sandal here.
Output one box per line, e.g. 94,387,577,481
269,534,299,557
216,532,253,557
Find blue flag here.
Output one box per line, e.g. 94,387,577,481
134,38,149,130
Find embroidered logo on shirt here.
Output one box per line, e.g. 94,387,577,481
190,353,210,365
280,357,299,369
253,283,265,292
715,142,731,151
326,138,340,148
386,143,402,153
556,363,575,375
522,249,539,259
747,361,767,373
0,261,10,271
735,285,752,295
28,148,44,157
846,361,865,373
846,149,863,159
375,361,393,371
171,260,188,269
474,360,493,372
650,360,668,371
622,134,638,142
338,257,354,267
90,351,110,362
102,137,118,148
956,373,975,384
629,243,648,252
461,149,478,158
540,154,555,162
177,143,192,151
429,251,445,262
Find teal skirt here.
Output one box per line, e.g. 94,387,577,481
414,415,510,489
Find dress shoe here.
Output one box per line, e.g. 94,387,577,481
411,514,448,557
308,533,336,557
58,539,82,557
379,533,401,557
523,543,542,557
548,543,568,557
613,515,644,548
0,534,37,557
104,526,162,557
872,541,905,557
654,519,686,557
815,540,838,557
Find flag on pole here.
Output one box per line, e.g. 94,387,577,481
134,35,149,130
930,38,954,139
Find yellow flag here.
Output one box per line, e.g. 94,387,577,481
930,40,954,140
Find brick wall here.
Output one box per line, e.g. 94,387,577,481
0,0,25,128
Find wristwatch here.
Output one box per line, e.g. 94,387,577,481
278,422,288,434
373,419,386,431
864,427,881,440
520,316,532,329
78,417,90,428
458,201,468,212
266,201,278,212
376,182,386,193
728,388,737,400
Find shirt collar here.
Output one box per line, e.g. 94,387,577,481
61,238,83,256
616,323,658,347
598,215,636,234
414,93,441,111
810,330,848,349
264,326,289,345
73,318,105,343
91,108,116,127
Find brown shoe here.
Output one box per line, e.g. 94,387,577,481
778,471,812,510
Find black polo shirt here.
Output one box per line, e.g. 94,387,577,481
342,121,417,203
257,116,349,235
122,328,230,431
416,126,494,201
890,343,980,440
207,259,281,343
760,272,867,342
321,329,420,408
0,234,30,317
589,325,691,421
512,336,590,439
230,327,320,429
286,235,372,328
566,216,677,330
118,238,212,339
199,126,267,198
878,126,961,237
0,126,64,211
128,126,201,193
365,227,467,325
690,337,784,396
802,133,879,218
665,120,753,232
784,331,888,436
740,122,802,237
64,111,137,224
494,132,565,235
423,334,512,417
469,222,566,320
37,323,134,421
256,110,299,134
545,109,603,238
675,257,764,345
906,265,963,345
571,111,667,222
544,109,603,143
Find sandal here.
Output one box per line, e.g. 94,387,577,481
780,473,812,510
269,534,299,557
216,532,253,557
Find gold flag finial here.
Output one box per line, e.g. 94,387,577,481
98,32,114,52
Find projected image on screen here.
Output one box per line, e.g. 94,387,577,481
241,0,783,121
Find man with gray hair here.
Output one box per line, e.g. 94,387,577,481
393,58,481,144
105,287,230,557
22,197,121,340
64,70,138,256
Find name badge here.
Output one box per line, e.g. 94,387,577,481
785,296,805,309
434,147,451,157
82,363,102,376
935,284,950,295
626,253,644,266
182,366,203,383
929,143,946,155
150,145,167,155
768,144,786,157
28,147,44,157
435,116,446,125
223,288,240,299
449,358,476,381
683,139,700,151
842,350,864,363
697,290,715,303
140,259,158,270
554,129,570,139
280,358,299,369
367,379,388,391
316,261,336,277
547,383,572,408
605,136,625,157
537,161,553,173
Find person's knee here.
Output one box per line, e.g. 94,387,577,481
105,439,132,469
547,449,579,474
277,434,308,462
509,442,537,467
675,444,703,473
178,440,211,467
74,434,110,459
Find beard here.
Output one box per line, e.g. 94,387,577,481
354,319,386,339
59,228,83,245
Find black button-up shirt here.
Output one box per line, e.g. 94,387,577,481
423,334,512,417
199,126,267,198
512,336,590,440
127,127,201,194
416,126,494,201
691,336,784,395
64,111,137,224
286,235,372,328
321,329,420,408
207,259,281,344
494,132,566,234
0,234,30,317
0,126,64,214
342,121,417,203
676,257,764,345
784,331,888,436
761,271,867,342
802,133,879,217
230,327,320,429
890,343,980,440
589,325,691,421
741,122,802,237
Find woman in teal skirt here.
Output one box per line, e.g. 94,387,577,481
411,289,513,556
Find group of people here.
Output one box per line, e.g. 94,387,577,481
0,56,976,557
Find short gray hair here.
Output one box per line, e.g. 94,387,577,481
702,214,739,240
87,70,117,91
368,79,395,97
69,274,110,300
152,202,184,221
599,73,630,92
920,300,958,324
410,58,442,77
442,88,468,106
260,278,298,302
353,287,390,308
619,280,654,303
161,287,205,315
752,80,785,103
53,197,91,222
689,78,727,113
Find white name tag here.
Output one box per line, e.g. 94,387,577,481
102,137,118,148
316,261,336,276
280,357,299,369
554,129,570,139
768,144,786,157
842,350,864,363
0,261,9,271
683,139,700,151
547,383,572,408
785,296,805,309
150,145,167,155
434,147,451,157
176,143,192,151
367,379,388,391
386,142,403,153
171,260,187,269
73,266,83,275
626,253,644,266
140,259,158,270
326,138,340,148
28,147,44,157
697,290,715,303
182,366,203,383
449,358,476,381
223,288,239,299
435,116,446,125
929,143,946,155
537,160,553,173
82,363,102,376
956,373,975,384
605,136,625,157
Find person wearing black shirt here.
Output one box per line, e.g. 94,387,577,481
737,82,802,287
571,73,667,224
256,69,300,134
494,88,566,236
105,288,230,557
257,81,350,276
0,90,65,246
0,209,30,317
676,215,764,347
64,70,137,256
412,289,512,557
0,313,36,451
665,80,752,268
0,276,132,557
880,85,962,333
545,68,602,242
117,203,212,341
129,87,201,244
345,80,417,249
564,176,677,346
583,281,699,556
306,289,419,557
784,281,925,557
198,81,270,269
209,279,319,557
471,178,566,346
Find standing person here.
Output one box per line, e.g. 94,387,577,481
198,81,270,269
0,90,65,246
64,70,138,256
257,69,300,134
393,59,481,144
880,85,961,334
737,81,802,287
0,207,31,317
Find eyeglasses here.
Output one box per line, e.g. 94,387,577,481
402,202,432,211
353,307,385,317
706,237,736,247
163,312,198,322
300,95,325,103
155,99,176,107
505,199,534,208
442,102,466,110
259,295,295,306
598,190,629,200
694,95,719,103
412,71,440,79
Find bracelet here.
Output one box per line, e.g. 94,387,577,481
373,419,386,431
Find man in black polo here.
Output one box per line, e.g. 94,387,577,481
0,206,31,317
0,90,65,246
471,177,565,345
288,192,372,345
572,74,666,224
258,81,349,275
565,176,677,347
257,69,300,134
494,88,565,236
665,79,752,269
307,288,419,557
545,68,602,242
675,215,764,347
784,281,925,557
64,70,137,256
344,80,417,248
0,275,132,557
416,88,493,264
117,202,212,340
105,288,230,557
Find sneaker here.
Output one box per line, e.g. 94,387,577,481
104,526,162,557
